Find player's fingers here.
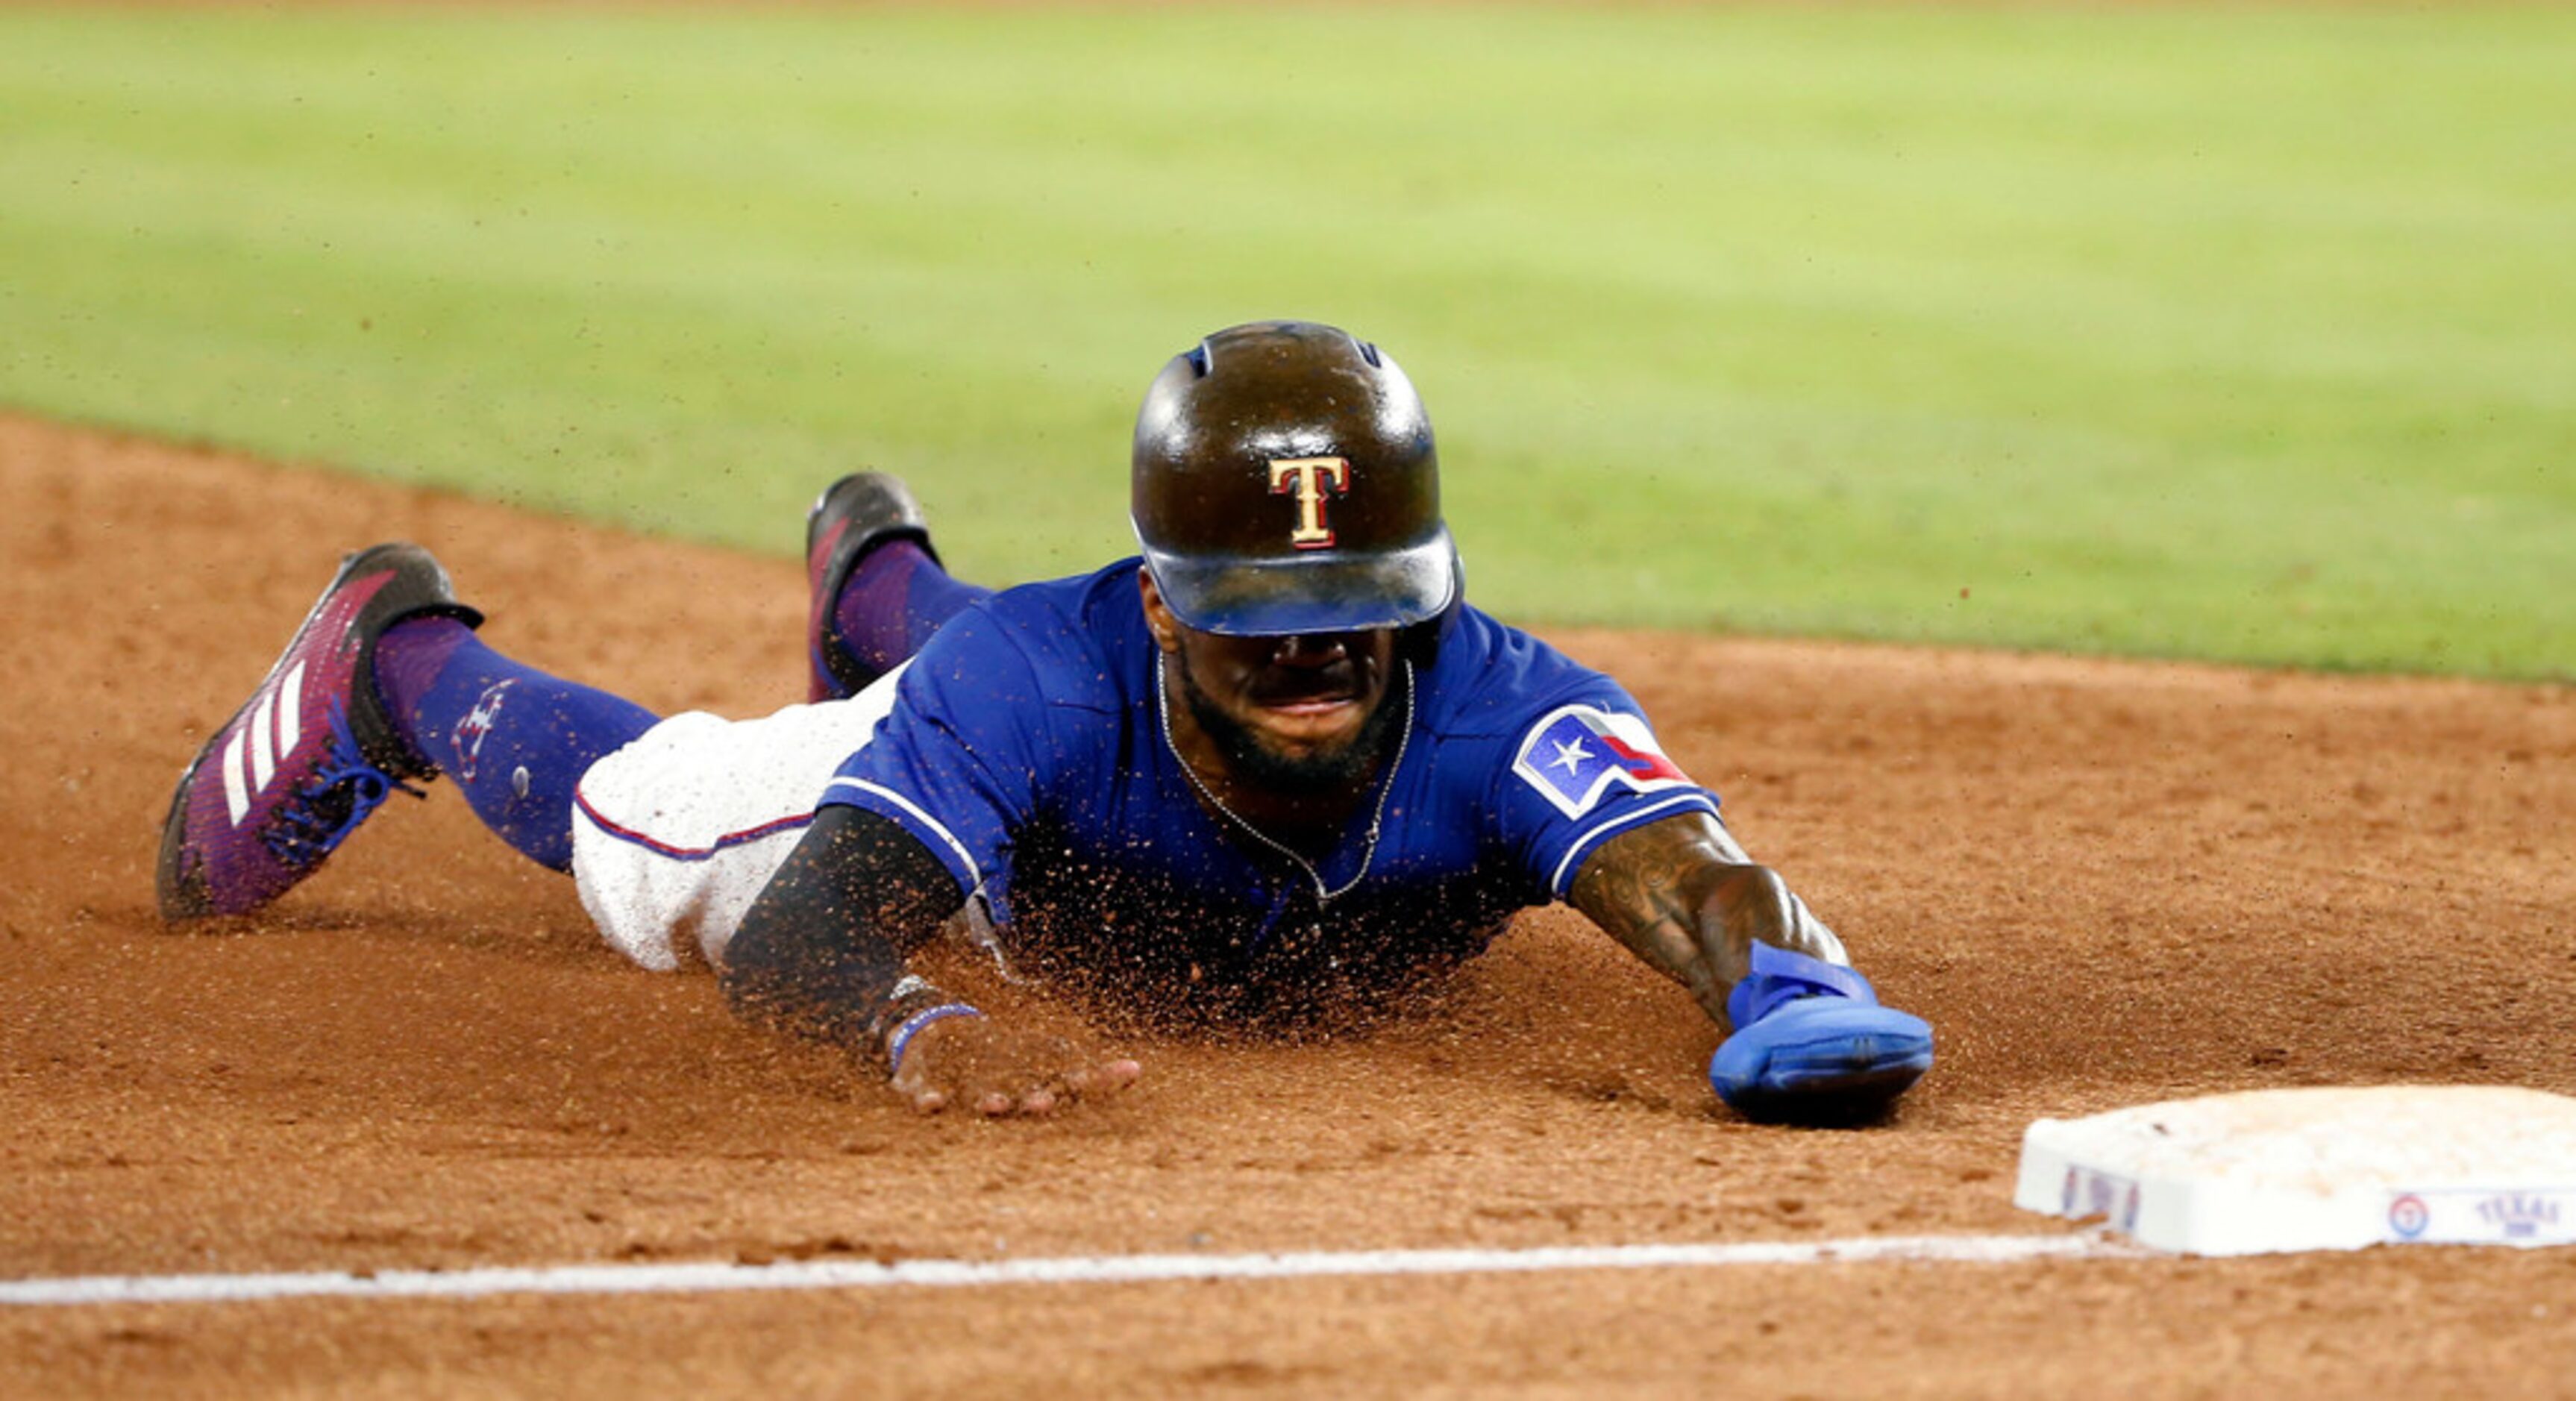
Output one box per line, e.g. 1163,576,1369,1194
1081,1060,1139,1100
1054,1056,1136,1102
1018,1088,1058,1116
977,1090,1014,1117
909,1088,947,1115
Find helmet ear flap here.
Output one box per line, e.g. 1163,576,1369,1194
1398,552,1466,665
1131,321,1458,637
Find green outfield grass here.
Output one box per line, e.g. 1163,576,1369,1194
1,4,2569,677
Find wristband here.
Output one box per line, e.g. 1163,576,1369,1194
885,1002,983,1077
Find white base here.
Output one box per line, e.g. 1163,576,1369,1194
2014,1085,2576,1256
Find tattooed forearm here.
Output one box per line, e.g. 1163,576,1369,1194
1570,812,1847,1027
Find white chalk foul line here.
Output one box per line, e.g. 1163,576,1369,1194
0,1232,2139,1308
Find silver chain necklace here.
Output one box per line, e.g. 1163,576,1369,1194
1156,654,1414,906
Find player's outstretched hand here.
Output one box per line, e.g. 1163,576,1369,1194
890,1015,1141,1118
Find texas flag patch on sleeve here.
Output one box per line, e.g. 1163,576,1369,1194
1511,704,1695,818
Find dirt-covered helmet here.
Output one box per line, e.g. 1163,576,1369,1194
1132,320,1459,636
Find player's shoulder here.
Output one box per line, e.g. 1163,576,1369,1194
907,558,1147,713
1417,603,1627,739
977,557,1144,634
1414,604,1716,870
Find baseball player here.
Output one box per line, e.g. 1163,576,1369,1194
158,321,1933,1124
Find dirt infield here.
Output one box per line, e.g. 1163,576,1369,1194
4,410,2572,1395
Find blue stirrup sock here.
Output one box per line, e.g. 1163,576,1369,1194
372,618,659,872
830,540,993,683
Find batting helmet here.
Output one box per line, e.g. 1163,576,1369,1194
1132,321,1459,636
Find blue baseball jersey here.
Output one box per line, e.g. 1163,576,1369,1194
821,560,1720,1029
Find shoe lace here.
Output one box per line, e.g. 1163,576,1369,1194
260,700,426,863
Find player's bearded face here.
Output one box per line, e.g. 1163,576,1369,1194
1171,625,1401,797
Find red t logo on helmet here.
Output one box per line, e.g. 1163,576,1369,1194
1268,457,1350,549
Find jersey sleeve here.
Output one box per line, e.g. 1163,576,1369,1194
1489,680,1721,902
815,607,1070,899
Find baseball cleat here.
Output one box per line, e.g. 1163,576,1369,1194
805,471,936,702
156,544,482,920
1708,942,1933,1125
